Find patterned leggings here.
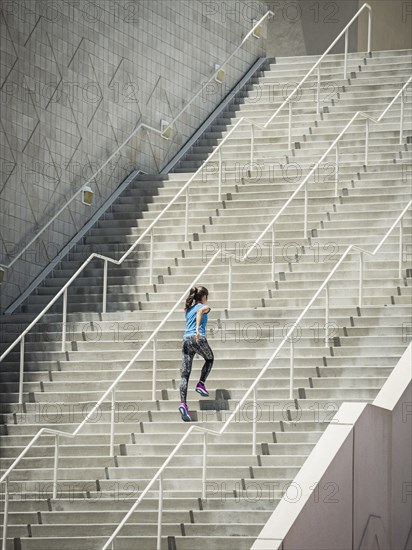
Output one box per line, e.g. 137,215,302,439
180,336,214,403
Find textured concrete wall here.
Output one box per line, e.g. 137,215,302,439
264,1,360,58
0,0,266,312
300,0,359,55
264,2,306,57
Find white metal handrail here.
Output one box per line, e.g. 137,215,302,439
0,11,274,272
213,2,372,158
161,11,275,134
99,200,411,550
0,112,273,404
265,2,372,125
239,76,412,274
0,111,268,406
242,2,372,151
0,248,222,550
0,3,376,402
0,117,254,383
0,122,161,271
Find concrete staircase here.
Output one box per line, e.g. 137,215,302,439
0,49,411,550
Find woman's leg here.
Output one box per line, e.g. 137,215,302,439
194,337,214,383
180,338,195,403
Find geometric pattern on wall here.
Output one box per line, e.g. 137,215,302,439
0,0,266,311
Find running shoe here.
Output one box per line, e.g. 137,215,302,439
179,402,191,422
195,381,209,397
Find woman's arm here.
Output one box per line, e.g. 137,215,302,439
195,306,210,339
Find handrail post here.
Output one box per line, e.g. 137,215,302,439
289,330,295,400
2,479,9,550
399,218,404,278
53,434,60,499
367,8,372,54
335,142,339,197
110,389,116,457
157,472,163,550
102,259,108,314
364,118,369,166
400,87,405,145
185,188,189,242
316,65,321,115
304,183,308,238
218,149,223,202
343,29,348,80
202,432,208,500
271,225,276,281
149,229,154,286
358,251,364,307
288,100,293,150
252,387,257,455
227,255,233,310
61,288,68,353
325,284,329,347
19,336,25,404
152,335,157,401
250,123,255,166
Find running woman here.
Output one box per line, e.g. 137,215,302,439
179,286,214,422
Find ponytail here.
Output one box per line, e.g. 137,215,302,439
184,287,198,311
184,285,208,311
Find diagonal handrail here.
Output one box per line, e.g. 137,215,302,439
239,76,412,270
99,199,411,550
0,3,376,396
265,2,372,124
0,122,160,271
0,117,247,362
0,247,222,550
0,11,274,272
210,2,372,159
161,10,275,134
1,83,410,550
0,249,222,479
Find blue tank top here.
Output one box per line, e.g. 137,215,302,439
184,303,210,338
